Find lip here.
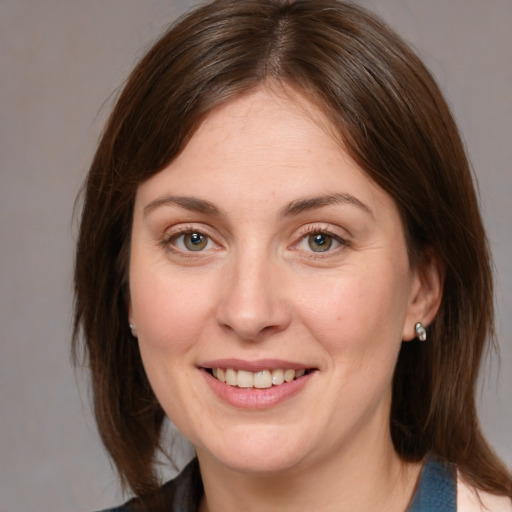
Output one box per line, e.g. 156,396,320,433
200,358,311,372
199,360,316,409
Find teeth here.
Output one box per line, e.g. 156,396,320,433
284,369,295,382
237,370,253,388
225,368,237,386
271,369,284,385
254,370,272,389
210,367,308,388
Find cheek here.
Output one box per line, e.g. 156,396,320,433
129,262,217,353
297,262,410,360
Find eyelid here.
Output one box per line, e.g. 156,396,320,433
291,223,351,255
161,224,222,254
159,222,350,258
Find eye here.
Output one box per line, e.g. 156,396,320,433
173,231,213,251
306,233,335,252
295,229,346,254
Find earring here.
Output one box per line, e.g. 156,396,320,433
129,322,137,337
415,322,427,342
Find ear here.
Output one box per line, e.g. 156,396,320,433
127,293,133,323
402,250,444,341
127,302,138,337
124,279,133,321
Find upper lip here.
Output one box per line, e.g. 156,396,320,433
200,358,314,372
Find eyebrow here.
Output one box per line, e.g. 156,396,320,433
143,195,223,217
279,193,374,218
143,192,373,219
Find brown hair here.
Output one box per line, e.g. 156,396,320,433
73,0,511,498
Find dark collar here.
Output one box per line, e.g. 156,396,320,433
106,456,456,512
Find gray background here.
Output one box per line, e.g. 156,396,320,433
1,1,510,511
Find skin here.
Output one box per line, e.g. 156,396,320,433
129,87,443,512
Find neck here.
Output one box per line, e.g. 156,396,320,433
197,430,422,512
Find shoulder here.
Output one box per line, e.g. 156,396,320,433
457,474,512,512
95,505,132,512
95,458,202,512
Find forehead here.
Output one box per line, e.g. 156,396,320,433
135,87,393,220
193,86,343,161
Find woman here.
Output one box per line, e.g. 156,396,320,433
73,0,512,510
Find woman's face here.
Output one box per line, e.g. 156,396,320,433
129,88,428,476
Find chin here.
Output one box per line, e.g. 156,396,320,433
196,425,314,476
208,451,308,476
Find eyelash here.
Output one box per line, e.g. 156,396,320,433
161,225,219,256
292,224,350,257
161,224,350,257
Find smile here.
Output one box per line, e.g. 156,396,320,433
208,368,309,389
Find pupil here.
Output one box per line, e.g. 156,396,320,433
190,233,203,245
309,233,332,252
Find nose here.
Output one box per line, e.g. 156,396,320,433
215,250,291,342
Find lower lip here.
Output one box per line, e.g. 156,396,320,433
201,369,314,409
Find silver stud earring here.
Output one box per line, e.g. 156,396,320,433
129,323,137,337
415,322,427,342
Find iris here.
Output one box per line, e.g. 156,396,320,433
184,232,208,251
308,233,333,252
